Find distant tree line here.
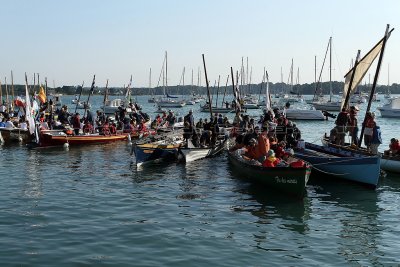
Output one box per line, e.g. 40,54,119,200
1,82,400,97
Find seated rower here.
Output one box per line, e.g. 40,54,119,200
384,138,400,156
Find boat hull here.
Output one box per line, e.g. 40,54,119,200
133,143,180,166
179,139,227,162
0,128,32,144
295,142,380,187
37,132,128,148
285,109,325,120
228,151,310,198
380,156,400,173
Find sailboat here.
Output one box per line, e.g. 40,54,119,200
312,37,342,112
283,59,326,120
157,52,186,108
297,25,394,187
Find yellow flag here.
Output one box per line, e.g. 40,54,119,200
38,86,46,103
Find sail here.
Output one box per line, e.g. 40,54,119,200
25,83,35,135
340,37,386,109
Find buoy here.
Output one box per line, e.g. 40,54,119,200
18,136,23,142
63,143,70,149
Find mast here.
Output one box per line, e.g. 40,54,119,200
358,24,392,147
5,77,9,110
258,67,266,102
103,79,109,106
202,54,213,118
11,71,14,110
222,74,229,108
342,50,361,110
215,75,220,107
329,37,332,102
74,81,84,113
0,79,2,105
84,75,96,118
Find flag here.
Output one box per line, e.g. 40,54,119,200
38,86,46,103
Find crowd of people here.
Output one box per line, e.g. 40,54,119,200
228,108,303,167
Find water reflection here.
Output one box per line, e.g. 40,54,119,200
312,175,381,265
24,150,43,199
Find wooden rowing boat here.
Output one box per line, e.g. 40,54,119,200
228,151,311,199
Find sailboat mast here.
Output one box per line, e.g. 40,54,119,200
359,24,391,147
11,71,14,109
342,50,361,110
222,74,229,108
215,75,220,107
329,37,332,102
202,54,213,118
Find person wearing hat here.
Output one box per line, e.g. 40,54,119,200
349,106,359,145
262,149,281,167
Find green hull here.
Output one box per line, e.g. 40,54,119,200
228,152,311,199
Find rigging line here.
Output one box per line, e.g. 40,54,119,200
310,157,376,166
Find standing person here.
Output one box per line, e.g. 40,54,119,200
72,113,81,135
348,106,359,145
370,125,382,154
184,109,195,130
363,111,376,152
335,108,349,145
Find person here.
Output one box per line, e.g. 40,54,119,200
363,111,376,151
0,118,6,127
243,138,260,160
370,125,382,154
196,118,204,129
217,114,223,125
257,126,270,162
335,108,349,145
262,149,281,167
83,120,94,134
184,109,195,129
72,113,81,135
4,117,16,128
348,106,359,145
166,110,176,125
384,138,400,156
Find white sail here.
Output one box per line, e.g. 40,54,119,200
25,81,35,135
341,37,386,109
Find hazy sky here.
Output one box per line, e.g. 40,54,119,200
1,0,399,87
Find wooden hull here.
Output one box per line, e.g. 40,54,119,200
228,151,311,198
295,142,381,187
0,128,32,144
37,132,128,148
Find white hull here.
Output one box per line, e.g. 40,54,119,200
285,109,325,120
180,148,212,162
377,108,400,118
312,101,341,112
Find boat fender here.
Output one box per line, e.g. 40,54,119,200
63,143,70,149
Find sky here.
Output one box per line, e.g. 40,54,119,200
0,0,399,88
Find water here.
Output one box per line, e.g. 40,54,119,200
1,95,400,266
